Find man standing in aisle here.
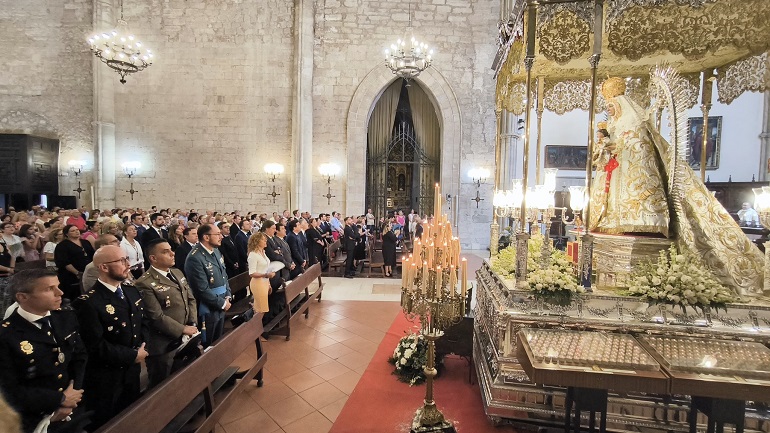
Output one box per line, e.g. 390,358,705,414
184,224,231,347
0,269,89,433
74,245,148,431
135,239,198,387
343,217,360,278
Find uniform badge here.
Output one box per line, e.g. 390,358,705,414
106,304,115,315
58,352,65,363
210,277,215,283
20,341,33,355
150,282,156,287
165,297,171,308
107,326,113,331
121,322,127,327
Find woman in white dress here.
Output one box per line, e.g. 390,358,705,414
247,232,275,314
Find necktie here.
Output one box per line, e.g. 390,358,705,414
36,317,57,342
167,272,179,285
116,286,125,300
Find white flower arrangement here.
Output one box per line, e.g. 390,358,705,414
527,248,583,306
627,244,736,312
491,234,582,305
388,332,430,386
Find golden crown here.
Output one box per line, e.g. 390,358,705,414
597,121,608,130
601,77,626,100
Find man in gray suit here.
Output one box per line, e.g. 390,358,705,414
134,239,198,387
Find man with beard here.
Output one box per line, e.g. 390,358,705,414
73,245,148,431
0,269,89,433
184,224,231,347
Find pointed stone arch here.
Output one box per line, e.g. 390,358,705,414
345,66,462,216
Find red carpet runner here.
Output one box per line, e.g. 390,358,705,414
331,313,515,433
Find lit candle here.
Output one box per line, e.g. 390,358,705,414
435,266,442,299
410,263,417,291
401,256,407,287
450,264,457,297
433,183,441,217
413,239,421,260
461,258,468,298
422,261,428,294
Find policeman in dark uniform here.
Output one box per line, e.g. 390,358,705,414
73,245,149,431
184,224,231,347
0,269,88,433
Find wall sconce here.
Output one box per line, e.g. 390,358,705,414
121,161,140,200
319,163,340,204
68,160,86,198
468,168,490,208
468,168,489,188
264,163,284,204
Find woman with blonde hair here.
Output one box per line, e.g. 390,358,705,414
42,228,63,269
247,232,275,316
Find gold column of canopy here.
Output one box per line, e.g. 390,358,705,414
699,70,715,181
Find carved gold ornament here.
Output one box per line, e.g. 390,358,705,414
716,52,770,105
538,10,590,65
601,77,627,100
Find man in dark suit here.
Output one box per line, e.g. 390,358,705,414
233,219,252,274
141,213,168,264
130,213,146,239
135,239,198,387
184,224,231,347
73,245,149,431
286,219,307,273
0,269,89,433
174,227,197,274
219,223,241,277
343,216,360,278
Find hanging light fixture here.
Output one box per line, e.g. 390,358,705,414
384,1,434,80
88,0,154,84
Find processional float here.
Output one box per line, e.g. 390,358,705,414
478,0,770,430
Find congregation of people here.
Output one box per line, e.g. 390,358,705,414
0,204,427,433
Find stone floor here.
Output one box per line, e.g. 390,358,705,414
210,250,488,433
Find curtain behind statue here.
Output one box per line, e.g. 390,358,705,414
407,83,441,213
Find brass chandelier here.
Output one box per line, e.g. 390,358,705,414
88,0,154,84
384,2,434,80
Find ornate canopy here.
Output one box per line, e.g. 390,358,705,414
496,0,770,115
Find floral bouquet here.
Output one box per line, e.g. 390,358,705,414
527,249,583,306
627,244,736,313
388,332,429,386
490,233,545,278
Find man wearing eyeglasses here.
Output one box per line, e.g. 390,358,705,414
73,245,149,430
184,224,231,347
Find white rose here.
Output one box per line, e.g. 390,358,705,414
404,349,413,359
400,358,407,365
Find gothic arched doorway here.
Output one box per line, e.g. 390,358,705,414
365,79,440,219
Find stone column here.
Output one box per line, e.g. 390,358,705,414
291,0,314,211
92,0,117,210
760,91,770,181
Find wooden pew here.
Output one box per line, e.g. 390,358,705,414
225,271,252,322
98,310,267,433
264,263,324,341
326,240,346,276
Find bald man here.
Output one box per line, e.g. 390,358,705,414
73,245,149,430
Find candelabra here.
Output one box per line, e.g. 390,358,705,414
264,163,284,204
121,161,140,200
69,160,86,198
400,184,468,433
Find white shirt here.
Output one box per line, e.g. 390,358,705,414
97,279,122,294
120,237,144,268
16,306,50,328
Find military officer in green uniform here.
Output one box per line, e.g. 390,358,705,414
184,224,231,347
135,238,198,387
0,269,89,433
